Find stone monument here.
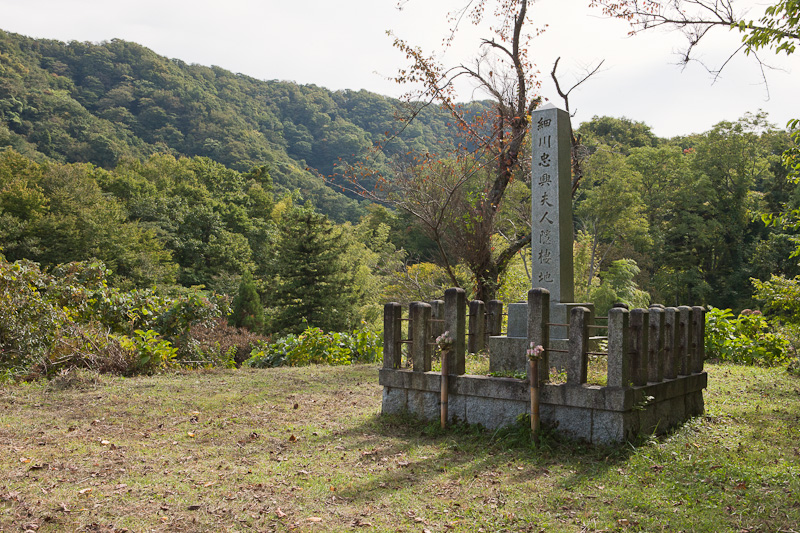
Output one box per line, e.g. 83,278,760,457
530,103,574,308
490,103,591,372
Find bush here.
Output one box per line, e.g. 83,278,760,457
705,306,791,366
179,318,270,368
116,329,178,374
0,254,228,379
246,327,382,368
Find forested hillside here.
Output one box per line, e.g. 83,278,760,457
0,29,484,222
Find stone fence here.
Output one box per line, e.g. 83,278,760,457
379,288,708,444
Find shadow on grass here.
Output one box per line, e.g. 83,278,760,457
319,409,639,504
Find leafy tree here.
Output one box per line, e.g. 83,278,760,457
269,205,363,334
578,116,660,155
350,0,547,302
575,150,651,295
230,272,265,333
590,259,651,316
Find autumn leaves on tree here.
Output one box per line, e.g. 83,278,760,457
349,0,544,302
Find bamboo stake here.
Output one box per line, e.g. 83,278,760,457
529,357,540,442
440,349,449,429
527,343,544,443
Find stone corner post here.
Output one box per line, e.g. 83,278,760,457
691,306,705,373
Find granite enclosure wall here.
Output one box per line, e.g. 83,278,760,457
380,288,708,444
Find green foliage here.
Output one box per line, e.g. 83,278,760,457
116,329,178,374
0,254,225,378
739,0,799,56
179,318,269,368
704,306,790,366
590,259,650,316
0,257,66,365
577,116,660,155
269,205,364,334
245,327,382,368
230,272,265,332
0,31,478,224
752,274,800,324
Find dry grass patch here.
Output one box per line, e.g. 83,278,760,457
1,363,798,532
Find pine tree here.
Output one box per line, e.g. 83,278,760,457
270,205,361,335
230,272,265,332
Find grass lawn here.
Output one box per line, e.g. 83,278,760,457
1,363,798,532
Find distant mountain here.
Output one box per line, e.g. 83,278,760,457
0,29,487,222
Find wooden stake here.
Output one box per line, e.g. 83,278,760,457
440,349,449,429
529,357,540,443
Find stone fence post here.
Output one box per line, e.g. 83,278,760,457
468,300,486,354
630,309,650,386
691,306,705,373
648,306,665,383
429,299,444,342
486,300,503,342
663,307,678,379
410,302,432,372
607,307,631,388
677,306,692,375
383,302,403,369
567,306,589,385
444,288,467,375
527,288,550,385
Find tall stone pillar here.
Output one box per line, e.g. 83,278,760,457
531,104,575,341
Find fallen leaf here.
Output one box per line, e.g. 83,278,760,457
275,507,287,518
306,517,322,522
19,457,31,464
289,434,297,442
187,505,201,511
293,403,299,409
100,440,111,446
78,488,92,495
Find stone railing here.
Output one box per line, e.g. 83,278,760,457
379,288,707,444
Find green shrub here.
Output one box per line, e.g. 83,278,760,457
705,306,790,366
115,329,178,374
246,327,382,368
0,254,227,378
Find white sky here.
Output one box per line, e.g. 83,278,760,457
1,0,797,138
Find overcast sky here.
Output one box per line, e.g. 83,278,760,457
1,0,797,138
